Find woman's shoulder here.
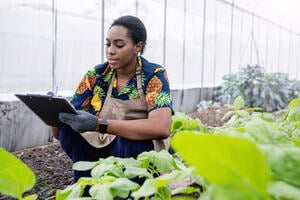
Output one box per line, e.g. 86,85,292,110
140,57,165,75
82,62,109,76
94,62,110,75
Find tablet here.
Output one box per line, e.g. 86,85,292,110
15,93,77,127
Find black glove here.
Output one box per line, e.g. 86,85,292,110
46,91,56,96
59,110,98,133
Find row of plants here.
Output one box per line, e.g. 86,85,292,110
1,95,300,199
214,65,300,112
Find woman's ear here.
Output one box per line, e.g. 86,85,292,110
135,42,143,54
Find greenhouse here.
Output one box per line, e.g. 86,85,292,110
1,0,300,199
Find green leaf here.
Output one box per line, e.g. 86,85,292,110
124,166,153,179
108,178,139,195
244,119,275,144
131,178,156,199
287,105,300,122
116,157,141,168
56,181,85,199
288,98,300,109
233,96,245,110
0,148,36,199
171,186,200,196
171,112,203,135
137,150,175,173
21,194,38,200
91,163,123,178
259,145,300,188
73,161,99,171
210,183,267,200
236,110,250,118
171,133,269,199
155,167,194,188
89,178,139,199
268,181,300,200
89,184,113,200
221,110,234,122
156,186,171,200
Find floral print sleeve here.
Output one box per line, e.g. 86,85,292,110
145,69,172,112
70,69,97,112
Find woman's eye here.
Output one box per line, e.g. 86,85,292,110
116,44,124,48
105,43,111,47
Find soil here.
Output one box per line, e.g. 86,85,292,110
0,106,229,200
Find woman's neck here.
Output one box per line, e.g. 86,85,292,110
116,60,137,79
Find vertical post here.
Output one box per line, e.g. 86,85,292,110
238,12,243,69
179,0,187,111
135,0,139,16
163,0,167,67
52,0,57,91
213,0,217,88
200,0,207,101
265,23,269,72
277,26,282,72
250,13,254,64
229,0,234,73
287,31,291,77
101,0,105,63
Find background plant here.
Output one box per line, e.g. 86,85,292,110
214,64,300,111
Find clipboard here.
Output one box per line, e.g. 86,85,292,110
15,93,77,127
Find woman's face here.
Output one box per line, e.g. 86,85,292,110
105,25,139,70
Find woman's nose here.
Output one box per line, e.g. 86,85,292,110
107,45,115,54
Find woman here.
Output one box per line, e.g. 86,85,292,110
51,15,173,182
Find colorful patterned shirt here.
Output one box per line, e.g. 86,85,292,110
70,56,173,116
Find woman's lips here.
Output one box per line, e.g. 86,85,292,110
108,59,117,65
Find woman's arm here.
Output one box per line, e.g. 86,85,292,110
50,126,60,139
105,107,172,140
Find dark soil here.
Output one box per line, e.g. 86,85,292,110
0,106,229,200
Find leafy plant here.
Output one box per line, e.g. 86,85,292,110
56,150,201,200
0,148,37,200
171,96,300,200
171,133,270,200
171,112,206,135
214,65,300,111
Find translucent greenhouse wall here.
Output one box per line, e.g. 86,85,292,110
1,0,300,151
1,0,300,97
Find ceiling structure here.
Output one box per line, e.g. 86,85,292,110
233,0,300,34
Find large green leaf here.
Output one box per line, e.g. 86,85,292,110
210,183,267,200
259,145,300,188
73,161,99,171
287,104,300,122
91,163,123,178
171,133,269,199
245,118,291,145
268,181,300,200
0,148,36,199
131,178,156,199
137,150,175,173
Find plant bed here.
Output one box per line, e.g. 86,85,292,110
0,106,229,200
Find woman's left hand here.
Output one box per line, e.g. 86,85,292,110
59,110,98,133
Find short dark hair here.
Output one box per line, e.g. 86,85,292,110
110,15,147,54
